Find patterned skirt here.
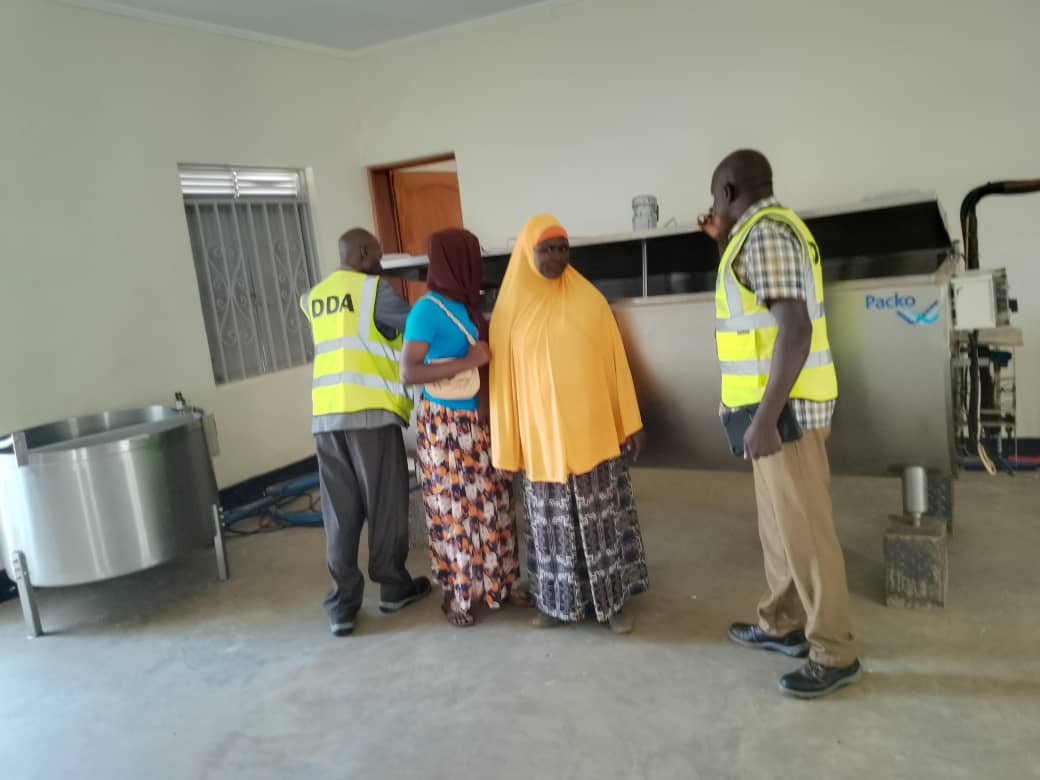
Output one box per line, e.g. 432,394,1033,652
416,400,520,612
523,457,649,622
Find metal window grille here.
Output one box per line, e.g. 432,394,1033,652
180,164,319,384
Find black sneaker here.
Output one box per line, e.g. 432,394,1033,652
779,659,862,699
378,576,432,613
728,623,810,657
330,618,356,637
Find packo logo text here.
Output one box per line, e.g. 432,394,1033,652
864,293,916,310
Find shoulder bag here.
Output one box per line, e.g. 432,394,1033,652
423,296,481,401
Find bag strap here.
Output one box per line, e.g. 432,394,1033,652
425,295,477,346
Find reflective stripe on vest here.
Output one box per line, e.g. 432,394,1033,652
303,270,413,420
714,207,838,407
721,349,834,376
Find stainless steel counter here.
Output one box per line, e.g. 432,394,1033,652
614,267,957,476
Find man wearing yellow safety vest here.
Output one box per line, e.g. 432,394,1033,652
700,150,860,698
302,228,431,637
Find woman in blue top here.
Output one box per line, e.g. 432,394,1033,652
400,229,525,626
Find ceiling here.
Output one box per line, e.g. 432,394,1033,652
69,0,547,55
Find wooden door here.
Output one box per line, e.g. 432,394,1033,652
391,171,463,256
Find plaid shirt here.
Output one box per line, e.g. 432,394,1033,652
729,197,835,430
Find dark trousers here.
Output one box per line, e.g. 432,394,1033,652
315,426,413,623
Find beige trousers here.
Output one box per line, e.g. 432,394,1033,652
752,427,857,667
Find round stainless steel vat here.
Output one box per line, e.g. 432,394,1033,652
0,406,218,588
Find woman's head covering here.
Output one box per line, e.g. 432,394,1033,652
426,228,487,338
488,215,643,482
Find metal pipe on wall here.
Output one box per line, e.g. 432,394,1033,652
960,179,1040,270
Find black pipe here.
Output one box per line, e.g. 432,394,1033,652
960,179,1040,270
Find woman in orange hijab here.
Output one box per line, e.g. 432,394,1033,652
489,215,649,633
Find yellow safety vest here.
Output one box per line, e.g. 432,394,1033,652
301,270,413,422
714,207,838,408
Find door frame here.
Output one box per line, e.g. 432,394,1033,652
367,152,457,255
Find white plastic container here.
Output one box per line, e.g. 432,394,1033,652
632,195,659,230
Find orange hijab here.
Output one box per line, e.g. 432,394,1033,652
489,214,643,483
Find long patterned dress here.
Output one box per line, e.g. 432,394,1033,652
523,457,649,622
416,400,520,611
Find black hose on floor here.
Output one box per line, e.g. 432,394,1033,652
0,570,17,604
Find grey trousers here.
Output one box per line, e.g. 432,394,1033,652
315,426,414,623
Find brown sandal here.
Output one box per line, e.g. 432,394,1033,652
508,586,534,608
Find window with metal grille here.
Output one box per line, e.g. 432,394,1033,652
180,164,320,384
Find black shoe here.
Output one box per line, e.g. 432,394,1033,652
330,618,357,637
728,623,810,657
378,576,432,613
779,659,862,699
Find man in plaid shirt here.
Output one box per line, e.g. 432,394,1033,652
701,150,860,699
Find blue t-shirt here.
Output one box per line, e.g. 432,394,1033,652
403,292,479,410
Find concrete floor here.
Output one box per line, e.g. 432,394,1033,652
1,470,1038,780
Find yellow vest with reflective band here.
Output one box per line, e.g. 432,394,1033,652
301,270,413,422
714,207,838,408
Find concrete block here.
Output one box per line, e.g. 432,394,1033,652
884,516,948,608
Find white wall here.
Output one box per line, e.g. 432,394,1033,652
0,0,370,486
1,0,1037,490
354,0,1040,434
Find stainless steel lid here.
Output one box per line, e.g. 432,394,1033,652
2,406,201,464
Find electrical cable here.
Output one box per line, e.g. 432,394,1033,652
220,474,421,537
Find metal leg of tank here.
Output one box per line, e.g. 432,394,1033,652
212,504,229,582
884,466,948,608
11,550,43,638
927,476,955,535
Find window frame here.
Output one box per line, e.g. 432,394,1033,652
179,163,321,385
